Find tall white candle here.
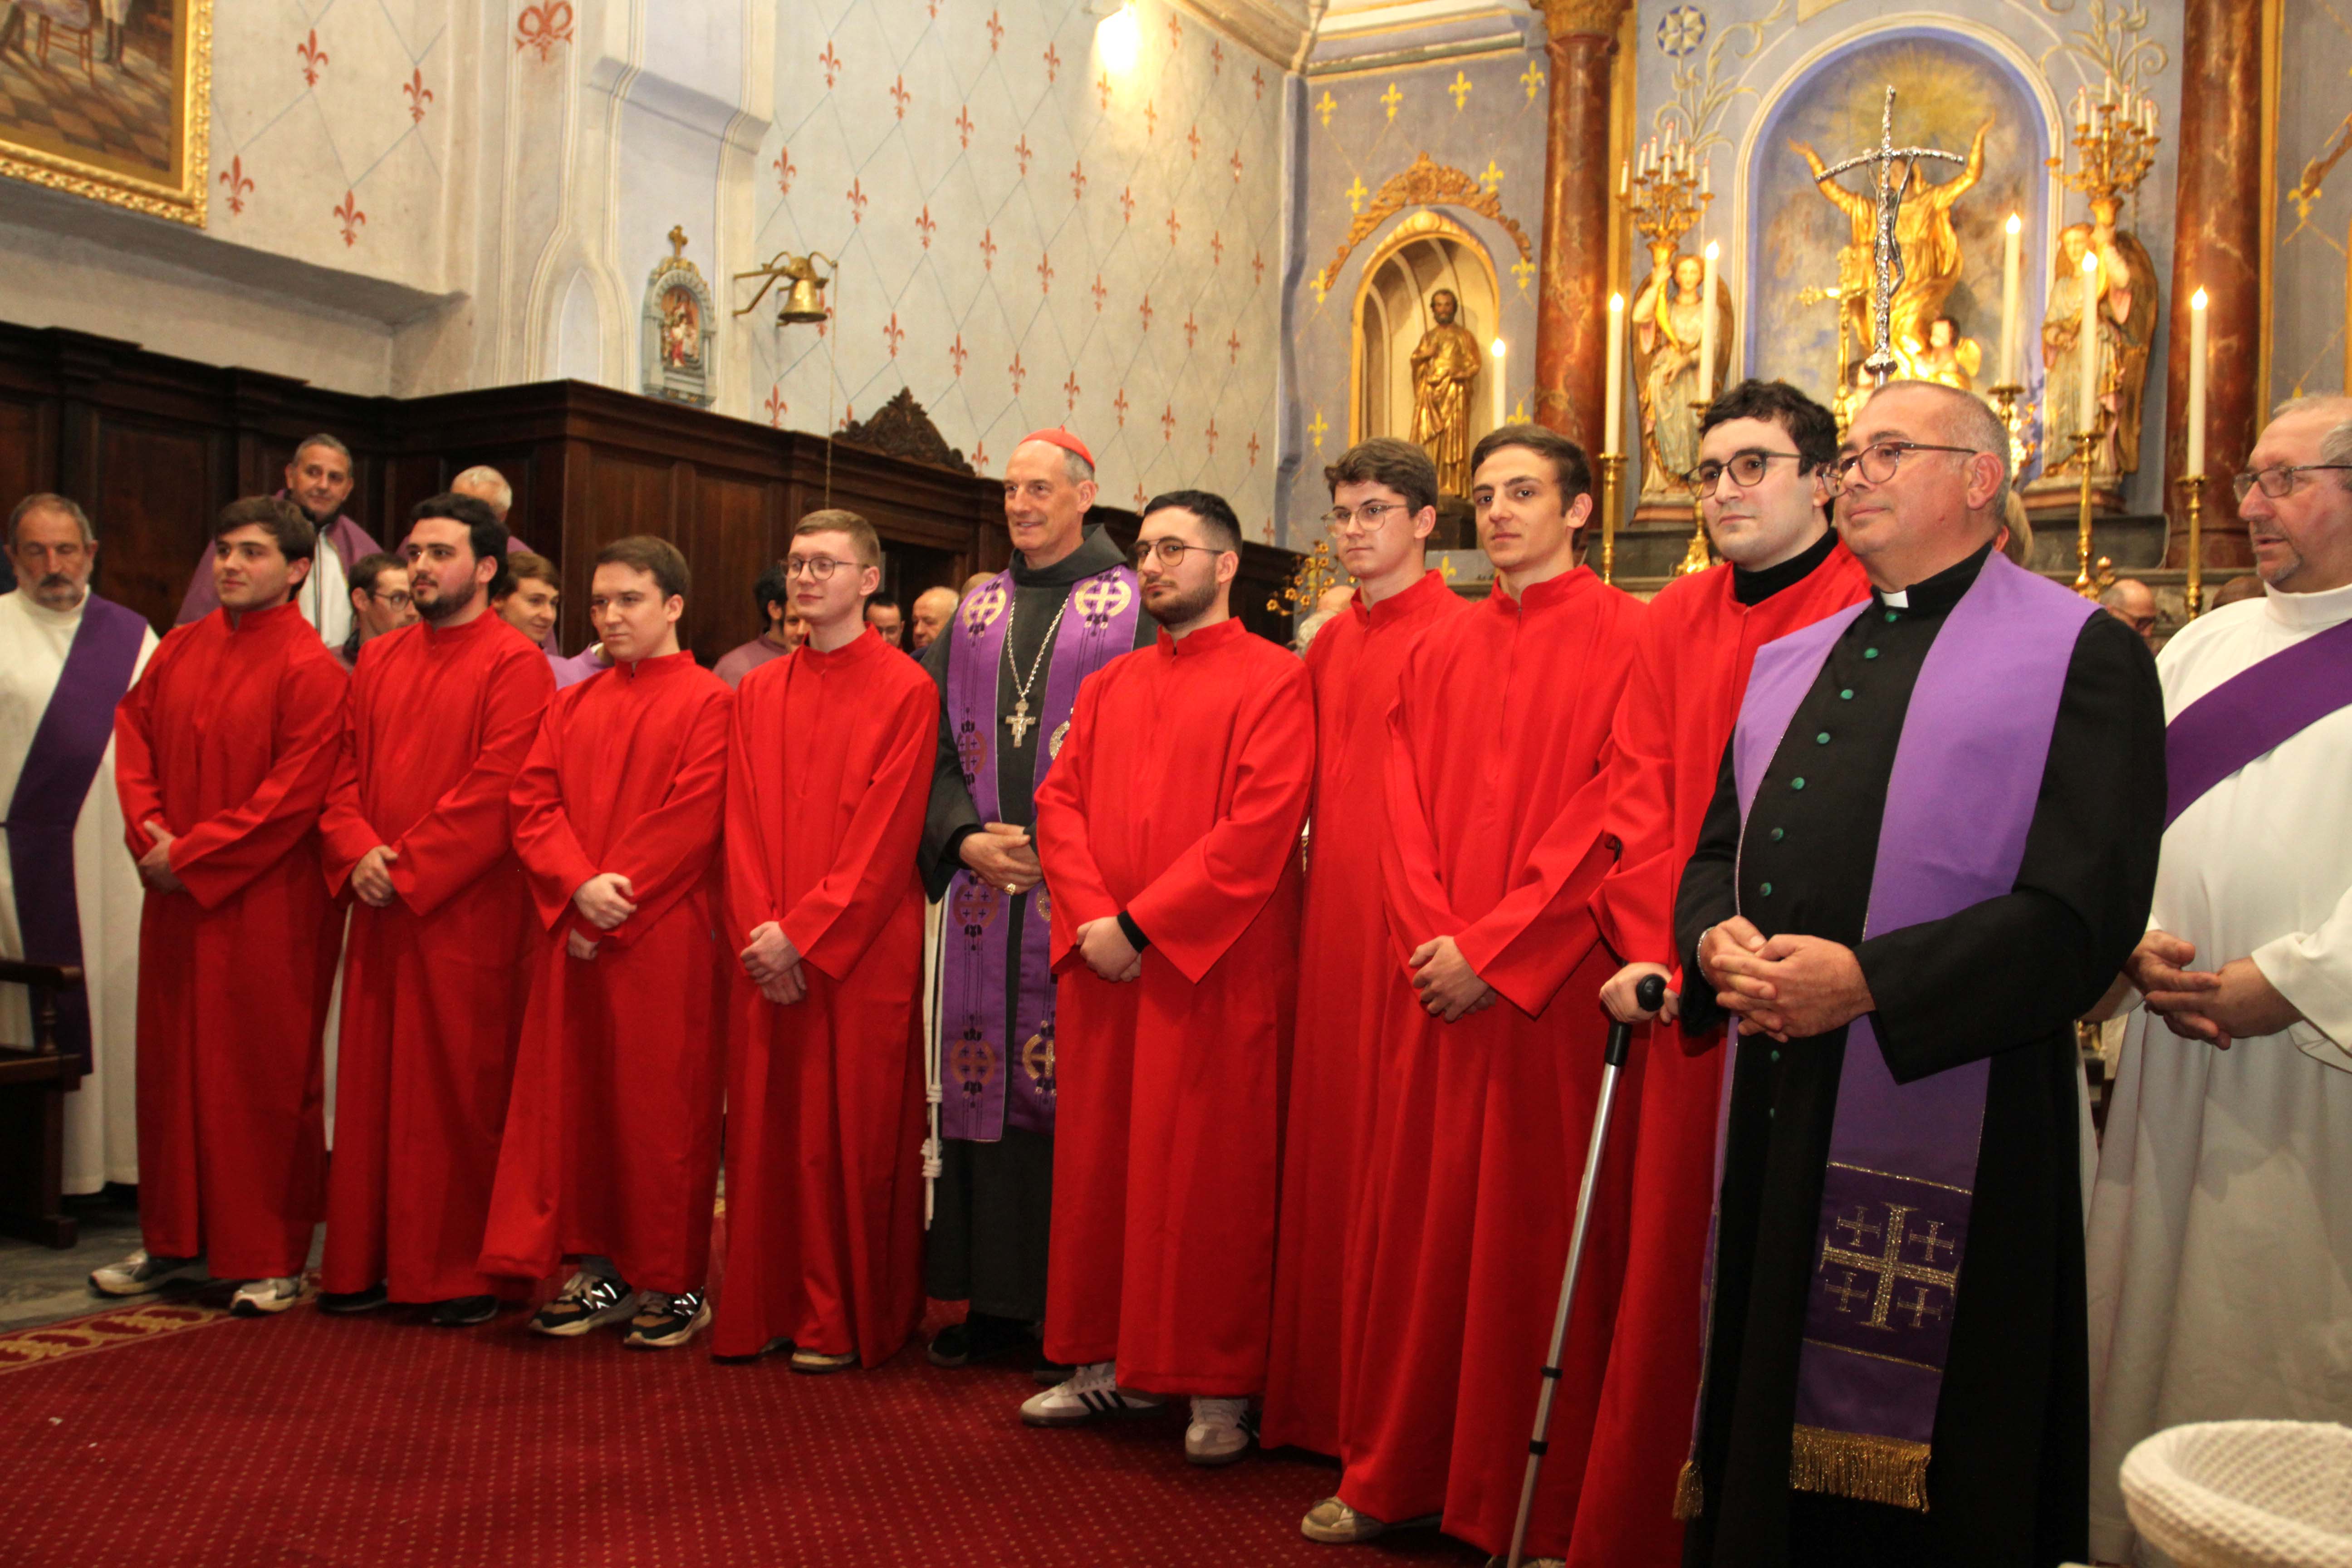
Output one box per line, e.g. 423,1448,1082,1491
1999,213,2023,386
1490,337,1506,430
1605,292,1625,453
2186,288,2209,475
2078,250,2101,437
1698,241,1720,403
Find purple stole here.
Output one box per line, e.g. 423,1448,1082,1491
1695,552,2095,1513
2162,612,2352,829
938,562,1141,1141
5,594,149,1071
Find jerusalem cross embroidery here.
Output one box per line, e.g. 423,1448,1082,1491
1818,1201,1960,1333
1073,575,1132,628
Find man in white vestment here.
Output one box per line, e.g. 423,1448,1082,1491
2085,396,2352,1562
0,495,157,1195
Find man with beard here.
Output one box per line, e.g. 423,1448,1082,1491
338,554,415,671
176,436,380,649
909,585,959,652
481,535,732,1350
1025,489,1314,1465
318,493,555,1328
1263,438,1465,1460
0,495,156,1205
916,430,1149,1375
99,497,346,1314
1571,380,1869,1567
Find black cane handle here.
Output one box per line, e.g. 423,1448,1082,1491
1603,974,1670,1069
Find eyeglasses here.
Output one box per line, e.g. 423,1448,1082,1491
1824,440,1985,495
2231,464,2352,501
784,556,851,579
1131,539,1227,568
1686,450,1804,495
1323,501,1405,537
369,590,412,608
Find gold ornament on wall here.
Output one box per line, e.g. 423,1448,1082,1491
1317,152,1533,298
0,0,212,225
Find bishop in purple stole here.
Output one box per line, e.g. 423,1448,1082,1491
1673,545,2165,1568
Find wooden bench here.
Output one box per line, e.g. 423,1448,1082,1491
0,959,87,1248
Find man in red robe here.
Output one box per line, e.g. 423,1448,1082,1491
98,497,347,1315
1263,437,1467,1458
1570,382,1869,1566
318,492,555,1328
713,510,938,1372
478,535,732,1349
1024,489,1315,1466
1307,425,1640,1559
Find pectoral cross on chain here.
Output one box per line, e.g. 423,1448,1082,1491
1817,86,1964,381
1006,700,1036,746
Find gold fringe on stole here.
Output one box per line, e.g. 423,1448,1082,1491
1787,1425,1932,1512
1671,1461,1705,1521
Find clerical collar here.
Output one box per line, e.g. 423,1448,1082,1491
1731,529,1837,607
1874,543,1992,618
1156,616,1246,657
1011,525,1126,589
1364,569,1450,626
225,598,306,634
799,625,884,666
2263,573,2352,632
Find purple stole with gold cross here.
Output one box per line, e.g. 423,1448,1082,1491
938,562,1140,1142
1682,551,2095,1514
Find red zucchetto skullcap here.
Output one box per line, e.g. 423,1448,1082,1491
1017,427,1095,468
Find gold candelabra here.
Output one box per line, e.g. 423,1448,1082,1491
1620,131,1711,260
2179,472,2206,619
2050,83,2161,209
1675,400,1713,576
2071,409,2114,598
1984,383,2040,478
1268,537,1342,615
1597,452,1626,584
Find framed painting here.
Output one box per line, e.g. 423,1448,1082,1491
0,0,210,225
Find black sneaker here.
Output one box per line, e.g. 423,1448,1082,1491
622,1289,710,1349
926,1311,1031,1369
428,1294,499,1328
318,1282,390,1315
528,1272,636,1338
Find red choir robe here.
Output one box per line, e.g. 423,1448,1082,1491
1032,617,1315,1394
318,612,556,1303
711,629,938,1364
1337,565,1639,1559
1263,570,1468,1455
478,653,733,1296
1569,540,1869,1567
112,600,347,1279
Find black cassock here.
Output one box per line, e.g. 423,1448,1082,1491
916,524,1149,1325
1674,545,2164,1568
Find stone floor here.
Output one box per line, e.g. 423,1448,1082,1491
0,1189,326,1332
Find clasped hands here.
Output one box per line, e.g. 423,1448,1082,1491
135,818,185,895
1410,935,1495,1023
1072,918,1141,983
2126,929,2300,1050
961,822,1041,897
740,921,807,1006
1698,917,1874,1042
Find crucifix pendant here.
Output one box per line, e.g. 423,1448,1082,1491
1006,699,1035,746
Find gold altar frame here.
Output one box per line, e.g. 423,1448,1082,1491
0,0,212,226
1348,209,1502,447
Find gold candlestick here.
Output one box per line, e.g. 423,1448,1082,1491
1676,399,1713,576
1597,452,1626,583
2071,411,2112,598
2179,471,2206,618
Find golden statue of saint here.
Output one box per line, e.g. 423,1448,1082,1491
1792,120,1989,377
1410,289,1483,497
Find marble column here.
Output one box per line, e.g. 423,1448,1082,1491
2163,0,2263,568
1529,0,1626,451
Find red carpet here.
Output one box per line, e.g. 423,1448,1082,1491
0,1294,1489,1567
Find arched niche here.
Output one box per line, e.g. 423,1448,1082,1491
1349,211,1501,478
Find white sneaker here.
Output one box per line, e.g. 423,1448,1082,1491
229,1276,305,1316
1185,1396,1253,1466
88,1249,202,1297
1018,1360,1165,1427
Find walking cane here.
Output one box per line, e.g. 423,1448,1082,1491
1503,972,1666,1568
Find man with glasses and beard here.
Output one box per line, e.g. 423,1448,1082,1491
1570,382,1869,1566
916,429,1149,1379
1022,489,1313,1468
317,493,556,1329
1262,438,1466,1463
176,435,382,650
338,554,416,671
1672,379,2162,1568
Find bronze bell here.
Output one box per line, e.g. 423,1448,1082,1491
779,270,828,325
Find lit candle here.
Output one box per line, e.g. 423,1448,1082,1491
2078,249,2101,438
2073,85,2087,129
2102,74,2113,106
1698,241,1720,403
1490,337,1506,430
1700,157,1710,198
1999,214,2022,387
1605,292,1625,453
1619,160,1629,197
2187,287,2209,475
